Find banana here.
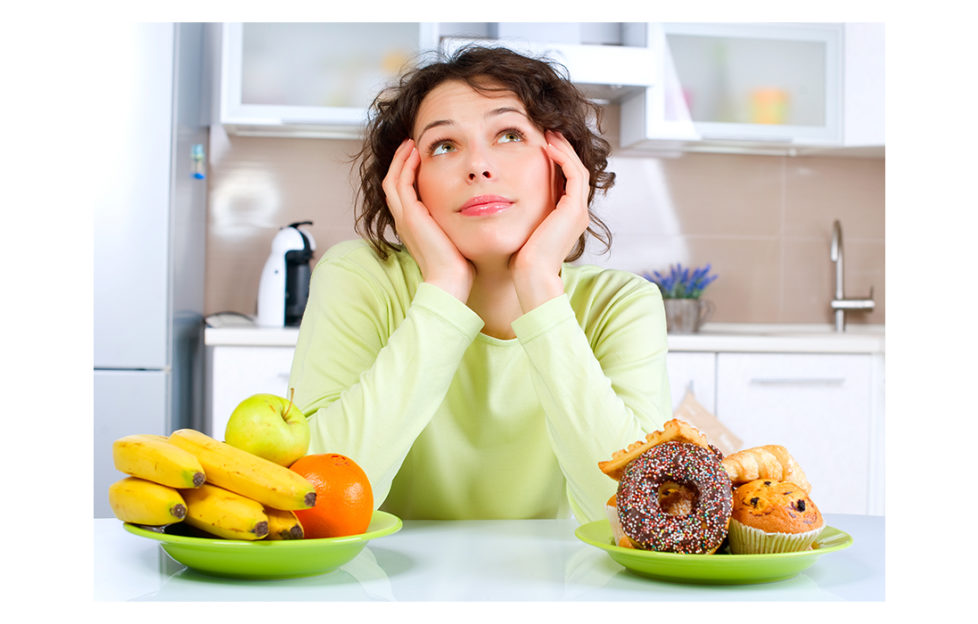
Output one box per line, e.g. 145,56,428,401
108,477,187,525
263,506,304,540
180,483,269,540
168,428,316,510
113,434,205,489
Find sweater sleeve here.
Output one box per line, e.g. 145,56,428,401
288,248,484,507
510,275,671,522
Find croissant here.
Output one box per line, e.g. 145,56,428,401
721,445,812,494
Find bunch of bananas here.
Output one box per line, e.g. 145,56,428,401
108,429,314,540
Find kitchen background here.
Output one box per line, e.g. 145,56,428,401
205,22,884,325
91,22,886,519
206,123,884,324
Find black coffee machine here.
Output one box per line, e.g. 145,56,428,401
256,221,315,327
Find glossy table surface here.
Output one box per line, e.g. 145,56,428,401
94,513,883,602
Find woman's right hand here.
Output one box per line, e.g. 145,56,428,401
382,139,475,302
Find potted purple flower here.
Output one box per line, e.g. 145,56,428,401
643,264,718,333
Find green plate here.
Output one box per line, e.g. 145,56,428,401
123,510,402,579
575,519,852,585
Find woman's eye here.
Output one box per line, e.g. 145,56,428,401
431,141,455,156
499,129,524,144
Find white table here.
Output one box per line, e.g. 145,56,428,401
93,513,883,601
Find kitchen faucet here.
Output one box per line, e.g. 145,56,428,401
830,219,875,332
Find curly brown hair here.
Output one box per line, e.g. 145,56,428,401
354,44,615,261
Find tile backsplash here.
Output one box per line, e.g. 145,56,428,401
205,108,884,325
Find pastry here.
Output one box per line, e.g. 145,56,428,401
722,445,812,494
615,442,732,554
727,478,823,554
598,418,714,481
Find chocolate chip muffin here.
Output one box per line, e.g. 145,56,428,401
728,479,824,553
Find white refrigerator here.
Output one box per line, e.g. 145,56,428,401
93,23,208,517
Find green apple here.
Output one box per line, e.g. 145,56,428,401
224,392,310,466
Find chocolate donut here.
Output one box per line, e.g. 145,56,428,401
616,441,733,554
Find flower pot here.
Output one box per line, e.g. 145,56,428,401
663,299,714,334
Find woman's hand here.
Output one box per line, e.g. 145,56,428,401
511,131,591,312
382,139,475,302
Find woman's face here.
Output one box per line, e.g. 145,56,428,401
412,79,559,264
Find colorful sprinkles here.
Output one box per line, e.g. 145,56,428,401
616,442,733,554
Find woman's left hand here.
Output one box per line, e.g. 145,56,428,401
511,130,591,312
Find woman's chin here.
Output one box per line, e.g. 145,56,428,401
453,233,530,267
461,242,528,265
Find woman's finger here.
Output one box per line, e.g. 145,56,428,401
382,139,415,220
546,132,588,199
546,132,589,219
396,143,421,203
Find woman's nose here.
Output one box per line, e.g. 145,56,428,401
466,147,494,182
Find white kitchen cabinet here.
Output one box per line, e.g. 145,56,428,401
205,345,296,439
714,353,884,515
217,22,440,138
216,22,659,138
214,21,881,154
841,23,885,149
620,23,883,154
665,351,716,413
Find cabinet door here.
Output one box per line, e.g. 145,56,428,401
664,23,843,144
220,22,439,136
715,353,874,515
206,346,297,439
665,352,716,413
621,23,844,150
842,23,885,147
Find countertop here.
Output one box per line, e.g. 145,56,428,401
205,322,885,354
94,513,883,601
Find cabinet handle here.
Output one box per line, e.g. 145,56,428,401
749,378,845,387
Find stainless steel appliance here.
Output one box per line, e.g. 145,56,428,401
93,23,208,517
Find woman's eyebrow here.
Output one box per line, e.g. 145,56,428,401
415,106,529,144
416,119,453,144
489,106,527,119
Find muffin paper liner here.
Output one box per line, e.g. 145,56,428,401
728,518,823,554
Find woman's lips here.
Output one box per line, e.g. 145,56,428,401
458,195,513,216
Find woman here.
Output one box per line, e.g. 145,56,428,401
289,46,670,522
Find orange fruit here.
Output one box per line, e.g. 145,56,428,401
289,453,373,538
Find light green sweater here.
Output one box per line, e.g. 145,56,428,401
289,239,670,522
